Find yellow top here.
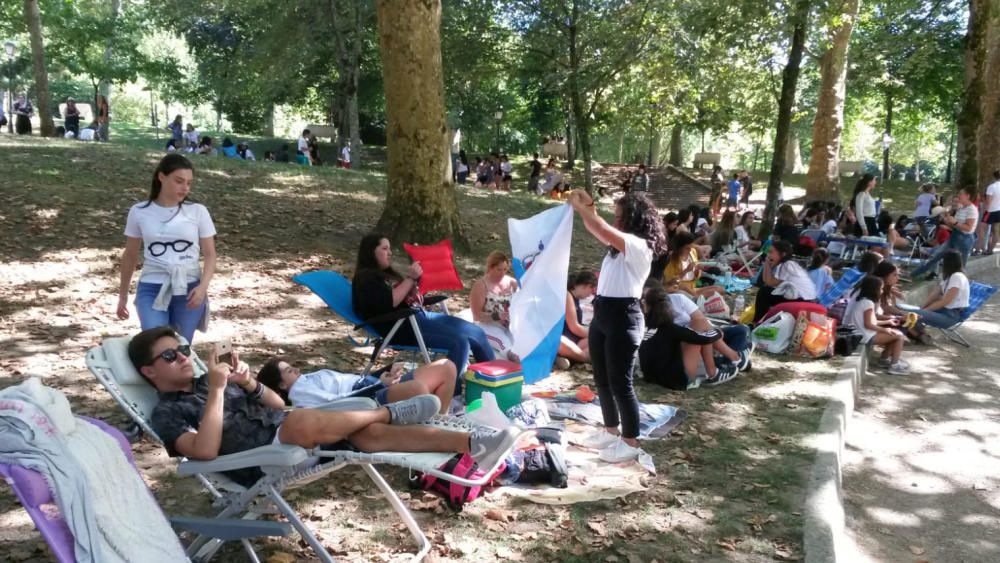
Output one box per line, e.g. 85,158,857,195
663,248,699,292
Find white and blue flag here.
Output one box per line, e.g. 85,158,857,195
508,204,574,384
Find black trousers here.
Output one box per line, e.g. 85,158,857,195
752,285,808,323
589,296,644,439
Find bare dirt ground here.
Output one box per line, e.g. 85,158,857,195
842,267,1000,563
0,136,840,562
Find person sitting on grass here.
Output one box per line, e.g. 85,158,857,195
258,357,455,413
128,326,520,487
221,137,239,158
753,240,818,323
197,136,215,156
735,211,763,252
844,276,909,374
639,286,748,390
183,124,199,151
470,251,520,361
899,250,971,329
807,248,834,296
557,270,597,369
662,231,726,300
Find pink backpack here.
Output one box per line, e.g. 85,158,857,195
410,453,506,511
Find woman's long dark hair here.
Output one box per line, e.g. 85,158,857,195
667,231,696,264
855,275,883,303
610,192,667,257
857,251,883,275
808,248,830,271
942,249,964,280
851,173,876,209
770,239,794,263
140,154,194,215
356,232,403,282
642,285,676,329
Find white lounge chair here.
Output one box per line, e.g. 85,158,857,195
86,337,511,562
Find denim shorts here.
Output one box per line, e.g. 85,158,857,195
349,371,416,405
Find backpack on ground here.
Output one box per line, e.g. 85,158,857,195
409,453,505,511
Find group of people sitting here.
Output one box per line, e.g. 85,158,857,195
164,120,352,169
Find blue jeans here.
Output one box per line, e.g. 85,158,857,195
394,311,494,388
912,231,975,277
722,324,750,353
135,280,206,343
897,303,964,329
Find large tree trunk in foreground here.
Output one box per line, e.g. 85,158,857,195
805,0,859,202
761,0,810,241
24,0,54,136
374,0,462,245
977,8,1000,192
669,124,683,166
956,0,993,191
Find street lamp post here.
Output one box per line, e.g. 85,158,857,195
879,132,894,212
494,110,503,152
4,41,14,134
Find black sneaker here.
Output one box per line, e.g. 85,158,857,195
705,361,739,386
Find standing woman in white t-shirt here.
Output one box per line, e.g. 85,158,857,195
851,174,879,236
116,154,218,343
567,190,667,463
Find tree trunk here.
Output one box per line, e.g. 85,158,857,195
330,0,364,168
618,124,625,163
956,0,992,190
805,0,859,202
783,129,803,174
567,0,595,193
761,0,810,241
669,124,683,166
882,90,893,181
976,8,1000,193
945,120,956,184
23,0,54,136
564,97,575,169
373,0,462,245
99,0,121,98
263,103,275,137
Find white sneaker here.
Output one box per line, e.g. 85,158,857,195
598,437,643,463
581,429,619,450
888,361,910,375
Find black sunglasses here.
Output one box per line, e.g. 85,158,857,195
148,344,191,365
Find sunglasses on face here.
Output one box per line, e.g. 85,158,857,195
148,344,191,365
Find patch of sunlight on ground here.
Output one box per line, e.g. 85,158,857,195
0,508,34,533
32,208,60,220
949,407,1000,420
864,507,922,527
964,320,1000,335
197,168,235,179
2,249,111,285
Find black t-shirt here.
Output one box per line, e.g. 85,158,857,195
774,223,802,244
352,269,415,337
530,159,542,178
639,323,722,390
151,376,287,486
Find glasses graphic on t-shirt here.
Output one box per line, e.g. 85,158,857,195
148,239,194,257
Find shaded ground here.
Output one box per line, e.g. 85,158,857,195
842,267,1000,562
0,133,845,562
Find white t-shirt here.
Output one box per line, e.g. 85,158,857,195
846,298,877,343
820,219,838,235
501,161,512,174
986,181,1000,213
288,369,365,408
735,225,751,244
341,146,351,163
855,191,876,219
597,234,653,298
941,272,970,309
668,293,700,327
297,137,309,153
124,202,217,284
183,131,199,145
695,218,710,234
773,260,818,300
955,203,979,232
78,128,96,141
914,192,936,217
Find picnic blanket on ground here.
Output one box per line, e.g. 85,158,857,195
541,397,687,439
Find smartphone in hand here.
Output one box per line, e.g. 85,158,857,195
215,340,233,366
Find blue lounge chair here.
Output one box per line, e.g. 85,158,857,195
818,268,865,308
292,270,448,374
937,281,997,347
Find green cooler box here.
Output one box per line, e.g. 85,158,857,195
464,360,524,413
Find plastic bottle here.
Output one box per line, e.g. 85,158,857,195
733,294,745,317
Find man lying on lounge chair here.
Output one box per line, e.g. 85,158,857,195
128,326,519,486
256,357,455,414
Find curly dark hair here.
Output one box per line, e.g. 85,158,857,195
611,192,667,257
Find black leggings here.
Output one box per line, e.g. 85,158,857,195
589,297,644,439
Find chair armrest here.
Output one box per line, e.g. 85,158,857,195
310,397,378,412
177,444,309,475
423,294,448,307
355,308,417,331
169,517,291,541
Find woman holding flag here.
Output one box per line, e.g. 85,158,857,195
568,189,667,463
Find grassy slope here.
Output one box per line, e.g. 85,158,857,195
0,131,841,562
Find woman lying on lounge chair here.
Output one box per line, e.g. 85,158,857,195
258,358,455,413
